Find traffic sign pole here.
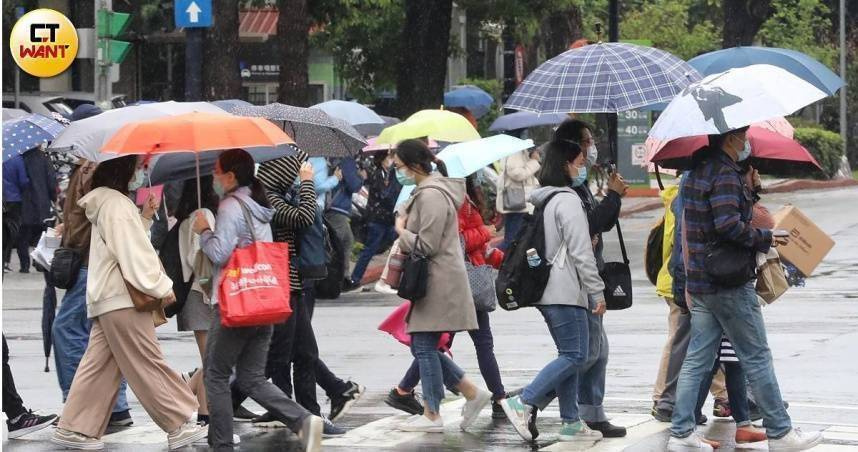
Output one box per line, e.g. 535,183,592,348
94,0,112,109
185,28,203,101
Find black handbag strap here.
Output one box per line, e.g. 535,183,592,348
613,221,630,265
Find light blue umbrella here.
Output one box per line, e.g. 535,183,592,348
444,85,494,118
394,134,534,208
489,111,569,132
3,114,65,162
311,100,384,126
688,47,844,96
505,42,701,113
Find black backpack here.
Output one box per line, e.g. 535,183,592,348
645,217,665,286
496,192,561,311
159,223,193,318
315,218,346,299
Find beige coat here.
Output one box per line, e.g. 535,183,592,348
496,150,541,214
399,175,478,333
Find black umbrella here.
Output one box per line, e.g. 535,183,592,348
41,270,57,372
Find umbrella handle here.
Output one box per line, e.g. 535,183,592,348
195,153,202,211
44,357,49,373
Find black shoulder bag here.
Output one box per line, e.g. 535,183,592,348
396,187,453,303
601,221,633,310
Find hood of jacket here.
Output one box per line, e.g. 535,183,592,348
79,186,135,226
228,186,275,225
529,185,577,209
412,174,466,210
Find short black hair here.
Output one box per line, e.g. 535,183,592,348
538,140,584,187
554,119,594,144
218,148,270,208
91,155,137,195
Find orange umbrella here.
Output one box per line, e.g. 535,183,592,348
100,111,295,208
100,111,293,154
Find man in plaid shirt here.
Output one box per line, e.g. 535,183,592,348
668,127,822,452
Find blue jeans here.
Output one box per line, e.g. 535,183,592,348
52,268,128,412
500,213,525,251
410,332,465,413
578,296,609,422
399,310,506,400
522,305,589,422
350,222,397,284
671,282,791,439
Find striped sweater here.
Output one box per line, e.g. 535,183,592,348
257,147,316,291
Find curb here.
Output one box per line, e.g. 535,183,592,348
357,178,856,287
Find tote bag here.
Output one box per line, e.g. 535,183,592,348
218,198,292,327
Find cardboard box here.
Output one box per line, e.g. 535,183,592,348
770,205,835,276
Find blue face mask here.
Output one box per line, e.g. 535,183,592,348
128,168,145,191
737,139,752,162
396,167,416,186
213,177,226,198
571,165,588,187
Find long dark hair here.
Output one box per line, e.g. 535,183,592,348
91,155,137,195
217,148,270,208
174,175,220,222
465,174,485,213
553,119,594,144
538,140,584,187
394,139,448,177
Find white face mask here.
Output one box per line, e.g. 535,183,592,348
586,144,598,167
128,168,145,191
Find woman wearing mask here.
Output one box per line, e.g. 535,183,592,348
392,139,492,433
500,140,606,443
194,149,322,452
385,174,507,418
52,156,206,450
172,176,219,424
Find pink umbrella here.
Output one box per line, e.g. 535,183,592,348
650,126,821,177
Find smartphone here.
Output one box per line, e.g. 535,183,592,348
772,229,790,238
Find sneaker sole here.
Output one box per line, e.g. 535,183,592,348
384,397,424,416
302,417,323,452
558,435,604,442
667,439,714,451
331,385,365,422
253,420,288,428
8,417,57,439
168,426,209,450
500,400,533,442
50,437,105,450
769,435,824,452
460,391,492,431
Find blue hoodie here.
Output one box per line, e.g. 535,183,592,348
328,157,363,216
2,154,29,202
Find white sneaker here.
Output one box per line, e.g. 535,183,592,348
374,280,398,294
395,414,444,433
167,419,208,450
768,428,823,451
557,420,603,442
460,389,492,431
50,429,105,450
667,432,718,451
500,396,534,441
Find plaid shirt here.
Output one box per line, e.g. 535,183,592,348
683,150,772,294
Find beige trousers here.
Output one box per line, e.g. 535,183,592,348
58,308,198,438
653,298,726,402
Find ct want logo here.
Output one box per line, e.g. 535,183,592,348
10,9,79,77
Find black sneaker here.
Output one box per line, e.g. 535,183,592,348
233,404,258,422
252,411,286,428
321,417,346,438
527,404,539,440
329,381,364,421
491,400,506,419
7,410,58,439
342,280,361,292
587,421,627,438
696,414,708,425
384,388,424,415
651,406,672,422
108,409,133,427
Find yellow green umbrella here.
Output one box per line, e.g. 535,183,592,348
376,109,480,145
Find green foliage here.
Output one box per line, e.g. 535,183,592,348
793,127,844,178
620,0,719,60
759,0,838,69
459,78,502,136
787,116,827,131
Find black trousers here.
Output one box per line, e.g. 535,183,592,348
3,335,27,420
303,281,350,399
2,202,21,266
232,290,321,416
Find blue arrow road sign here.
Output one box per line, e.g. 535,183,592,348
175,0,212,28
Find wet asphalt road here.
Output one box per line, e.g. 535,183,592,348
2,186,857,451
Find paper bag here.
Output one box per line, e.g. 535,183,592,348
756,249,789,304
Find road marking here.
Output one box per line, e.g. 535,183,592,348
539,415,666,452
601,397,858,412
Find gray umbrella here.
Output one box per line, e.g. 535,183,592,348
354,115,401,138
234,103,366,157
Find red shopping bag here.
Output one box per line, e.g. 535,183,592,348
218,241,292,327
378,301,451,353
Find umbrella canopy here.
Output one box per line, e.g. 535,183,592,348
444,85,494,118
234,103,366,157
211,99,254,113
505,42,701,114
311,100,384,126
3,114,66,161
395,134,534,206
377,109,480,145
362,136,438,154
688,47,844,96
49,101,228,162
2,108,28,122
489,111,569,132
648,65,827,142
354,115,400,138
649,126,822,177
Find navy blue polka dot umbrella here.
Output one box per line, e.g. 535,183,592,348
3,113,66,161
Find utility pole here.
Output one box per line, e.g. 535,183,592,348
839,0,850,176
184,28,203,101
